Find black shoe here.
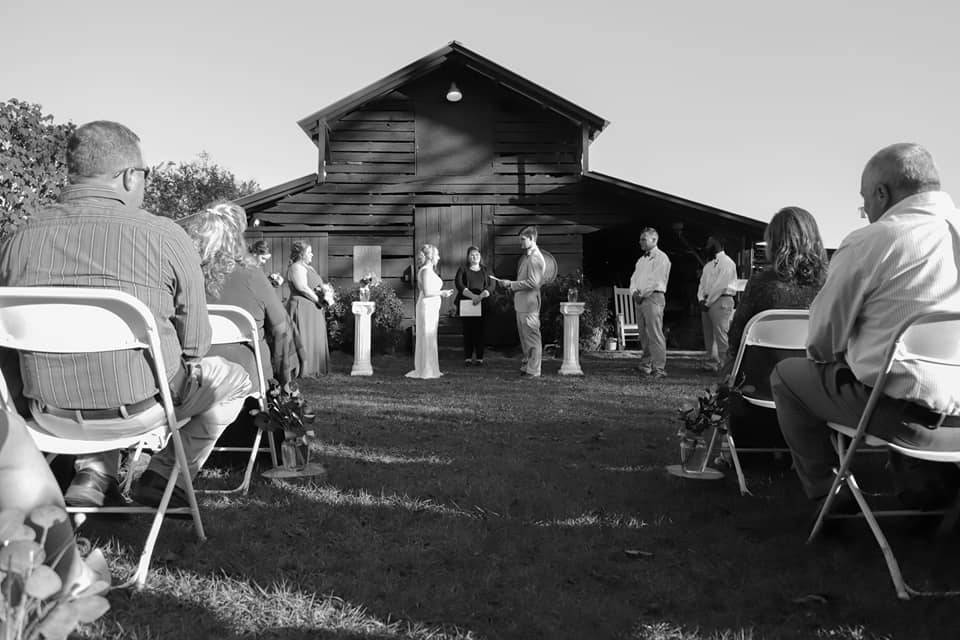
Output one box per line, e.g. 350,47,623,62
810,485,859,537
465,359,472,367
132,470,190,512
64,470,125,508
475,359,484,367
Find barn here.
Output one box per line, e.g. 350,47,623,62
238,41,766,348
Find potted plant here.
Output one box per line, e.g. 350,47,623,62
254,381,327,481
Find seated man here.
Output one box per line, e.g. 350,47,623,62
771,143,960,505
0,120,251,509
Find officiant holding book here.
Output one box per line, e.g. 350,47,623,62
454,246,492,366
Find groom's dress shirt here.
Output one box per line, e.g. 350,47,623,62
629,246,671,298
697,250,738,306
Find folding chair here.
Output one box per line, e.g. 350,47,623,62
0,287,205,590
723,309,809,495
808,309,960,599
613,287,640,350
203,304,277,494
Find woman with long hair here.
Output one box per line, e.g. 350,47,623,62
725,206,828,364
406,244,453,379
286,240,330,376
454,245,492,366
181,201,297,384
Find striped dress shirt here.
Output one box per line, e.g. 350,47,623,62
0,185,211,409
807,191,960,414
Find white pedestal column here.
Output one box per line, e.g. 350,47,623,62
559,302,586,376
351,301,376,376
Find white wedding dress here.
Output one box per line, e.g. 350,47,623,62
406,266,444,379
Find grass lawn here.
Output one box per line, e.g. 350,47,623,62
77,350,960,639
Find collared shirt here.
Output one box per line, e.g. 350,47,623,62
629,246,671,298
697,250,738,306
807,191,960,414
0,185,211,409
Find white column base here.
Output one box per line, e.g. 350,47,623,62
559,302,586,376
351,301,376,377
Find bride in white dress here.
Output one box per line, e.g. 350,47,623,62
406,244,453,379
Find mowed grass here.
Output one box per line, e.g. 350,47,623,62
76,350,960,639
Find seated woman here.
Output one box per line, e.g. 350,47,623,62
725,206,828,371
722,206,828,447
182,202,298,386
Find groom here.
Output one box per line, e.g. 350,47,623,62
500,226,546,377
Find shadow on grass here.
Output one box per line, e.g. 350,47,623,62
75,352,960,639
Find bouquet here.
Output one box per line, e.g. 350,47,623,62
267,273,284,288
315,282,335,308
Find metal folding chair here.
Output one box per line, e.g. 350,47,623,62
723,309,809,494
808,309,960,599
203,304,277,494
0,287,205,590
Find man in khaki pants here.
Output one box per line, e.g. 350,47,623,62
500,226,546,377
629,227,671,378
697,236,738,372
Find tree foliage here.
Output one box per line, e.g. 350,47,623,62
0,99,75,237
143,152,260,219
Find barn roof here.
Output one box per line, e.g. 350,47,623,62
582,171,767,231
297,41,609,145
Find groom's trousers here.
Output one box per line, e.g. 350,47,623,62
516,311,542,376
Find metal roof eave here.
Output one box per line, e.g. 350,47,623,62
234,173,317,211
583,171,766,231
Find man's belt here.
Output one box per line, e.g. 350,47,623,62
902,402,960,429
41,396,159,421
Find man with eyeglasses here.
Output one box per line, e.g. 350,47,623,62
771,143,960,510
0,120,251,510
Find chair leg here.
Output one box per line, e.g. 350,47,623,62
123,442,146,494
845,473,911,600
724,433,751,496
808,432,858,544
168,430,206,542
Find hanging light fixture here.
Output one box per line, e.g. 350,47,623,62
445,82,462,102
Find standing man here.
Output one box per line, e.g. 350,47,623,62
771,143,960,504
0,120,251,509
499,226,545,377
697,236,738,372
629,227,672,378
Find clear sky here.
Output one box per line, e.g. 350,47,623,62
3,0,958,247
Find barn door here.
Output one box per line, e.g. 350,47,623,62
414,205,492,315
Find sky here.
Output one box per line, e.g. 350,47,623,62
2,0,959,247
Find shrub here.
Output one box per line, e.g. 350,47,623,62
327,281,405,354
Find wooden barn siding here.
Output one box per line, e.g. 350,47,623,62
253,93,610,321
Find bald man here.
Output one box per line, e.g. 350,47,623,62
771,143,960,504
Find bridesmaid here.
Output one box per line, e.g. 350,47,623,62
286,241,330,376
406,244,453,379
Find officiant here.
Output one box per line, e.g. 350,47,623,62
454,246,493,367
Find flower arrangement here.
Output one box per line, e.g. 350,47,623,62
678,383,737,438
0,505,110,640
357,272,380,302
267,273,284,288
250,380,316,470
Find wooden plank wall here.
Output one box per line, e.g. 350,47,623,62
490,98,584,280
